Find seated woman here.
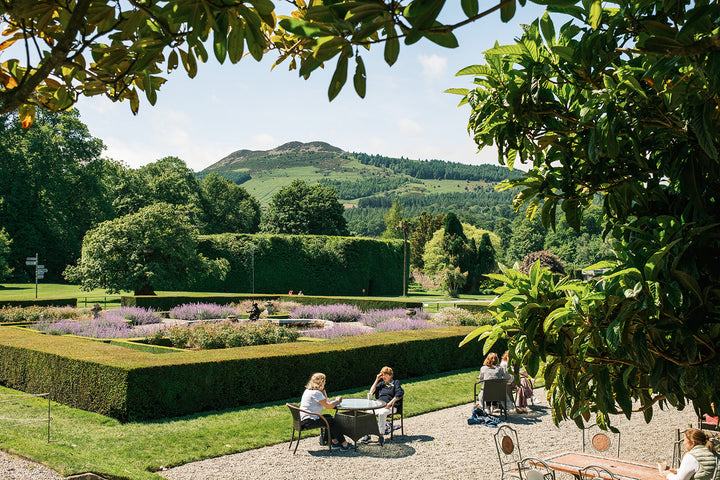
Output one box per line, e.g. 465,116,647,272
477,352,512,411
360,366,404,442
665,428,719,480
299,372,351,451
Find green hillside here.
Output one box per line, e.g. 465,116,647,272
198,141,522,236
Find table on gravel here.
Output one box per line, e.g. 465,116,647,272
334,398,387,450
539,451,667,480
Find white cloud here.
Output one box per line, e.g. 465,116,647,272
396,117,423,135
250,133,277,150
418,54,448,80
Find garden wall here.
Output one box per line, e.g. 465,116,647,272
0,325,484,421
195,233,407,296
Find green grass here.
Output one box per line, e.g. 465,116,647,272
0,368,480,479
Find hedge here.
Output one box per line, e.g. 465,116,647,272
194,233,407,296
0,325,486,421
0,298,77,308
122,293,422,311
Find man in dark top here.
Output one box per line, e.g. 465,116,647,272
361,366,404,442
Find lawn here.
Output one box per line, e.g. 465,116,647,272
0,368,482,480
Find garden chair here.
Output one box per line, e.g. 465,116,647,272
671,428,684,469
582,423,620,457
578,464,619,479
387,395,404,439
478,378,512,419
517,457,556,480
495,425,523,480
285,403,331,454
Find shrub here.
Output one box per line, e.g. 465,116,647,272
169,303,242,320
374,318,441,332
102,307,162,325
520,250,566,275
432,307,493,327
145,320,299,349
290,303,362,323
0,305,85,323
359,308,431,327
299,323,371,339
31,316,162,339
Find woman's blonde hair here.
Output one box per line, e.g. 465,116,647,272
484,352,499,367
380,366,394,378
684,428,716,451
305,372,326,390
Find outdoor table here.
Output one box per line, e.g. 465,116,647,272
334,398,387,450
539,451,667,480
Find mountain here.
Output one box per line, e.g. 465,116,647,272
198,141,521,235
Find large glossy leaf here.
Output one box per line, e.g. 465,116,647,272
328,54,348,101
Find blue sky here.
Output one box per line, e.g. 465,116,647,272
75,3,548,172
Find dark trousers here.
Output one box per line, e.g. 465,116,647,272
301,414,346,444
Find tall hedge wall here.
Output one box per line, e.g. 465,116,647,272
195,233,407,296
0,326,485,421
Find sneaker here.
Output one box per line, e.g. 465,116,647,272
359,435,371,443
340,443,353,451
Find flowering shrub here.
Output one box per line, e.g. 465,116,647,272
0,305,84,323
374,318,441,332
359,308,431,327
290,304,362,323
101,307,161,325
431,307,494,326
299,323,371,339
145,320,299,349
31,316,162,339
169,303,242,320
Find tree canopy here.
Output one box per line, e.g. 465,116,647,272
458,0,720,426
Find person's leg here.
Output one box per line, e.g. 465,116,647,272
322,414,347,445
376,407,391,433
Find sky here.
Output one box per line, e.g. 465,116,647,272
74,3,549,173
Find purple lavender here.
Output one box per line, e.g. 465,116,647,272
299,323,371,339
290,304,362,323
101,307,161,325
374,318,440,333
31,316,162,339
169,303,241,320
359,308,430,327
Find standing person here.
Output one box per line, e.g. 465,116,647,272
360,366,404,442
299,373,351,451
665,428,719,480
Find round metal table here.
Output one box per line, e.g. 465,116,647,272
334,398,387,449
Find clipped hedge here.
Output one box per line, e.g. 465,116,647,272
0,298,77,308
195,233,406,296
0,325,485,421
122,293,421,312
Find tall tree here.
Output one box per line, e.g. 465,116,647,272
64,203,228,295
260,180,348,236
459,1,720,424
198,173,261,234
381,199,406,240
0,228,11,281
410,212,445,269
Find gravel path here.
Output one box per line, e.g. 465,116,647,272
0,450,63,480
160,389,698,480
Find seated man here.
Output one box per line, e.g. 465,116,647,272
360,366,404,442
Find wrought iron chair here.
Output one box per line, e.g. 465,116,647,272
578,465,619,479
478,378,512,419
517,457,556,480
387,395,404,439
285,403,332,454
671,428,684,469
495,425,523,480
582,423,621,457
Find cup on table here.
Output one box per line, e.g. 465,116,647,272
658,461,667,472
367,393,372,401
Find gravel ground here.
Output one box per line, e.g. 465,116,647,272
0,388,701,480
160,388,698,480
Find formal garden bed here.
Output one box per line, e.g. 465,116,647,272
0,301,494,350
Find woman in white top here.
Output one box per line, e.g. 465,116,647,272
299,372,350,451
666,428,718,480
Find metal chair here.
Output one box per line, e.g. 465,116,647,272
495,425,523,480
478,378,512,419
388,396,404,438
285,403,332,454
517,457,556,480
578,465,619,479
671,428,684,469
582,423,620,457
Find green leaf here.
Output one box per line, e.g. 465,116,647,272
693,103,719,160
279,18,325,37
459,324,493,347
212,13,228,64
384,36,400,66
328,54,348,101
425,29,459,48
353,56,366,98
500,0,516,23
588,0,602,29
445,87,469,95
484,44,524,56
540,11,555,44
461,0,479,17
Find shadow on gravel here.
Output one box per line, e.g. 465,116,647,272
504,405,550,426
308,435,434,459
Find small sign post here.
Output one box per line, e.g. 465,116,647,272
25,254,44,298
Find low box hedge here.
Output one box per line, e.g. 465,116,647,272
0,297,78,308
0,325,486,421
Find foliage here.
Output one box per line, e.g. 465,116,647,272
432,307,494,327
31,315,162,339
290,303,363,323
64,203,229,295
359,308,431,327
504,215,547,265
0,305,84,323
298,322,371,339
436,266,468,298
103,306,162,325
260,179,348,235
198,173,261,234
456,0,720,423
0,228,11,281
145,320,299,349
168,302,243,321
410,212,446,269
520,250,565,275
381,198,407,239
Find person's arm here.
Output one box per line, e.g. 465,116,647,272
667,453,699,480
388,381,404,408
370,372,383,395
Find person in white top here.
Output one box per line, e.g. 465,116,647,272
299,372,351,451
665,428,719,480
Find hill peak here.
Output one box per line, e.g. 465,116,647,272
203,141,343,171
